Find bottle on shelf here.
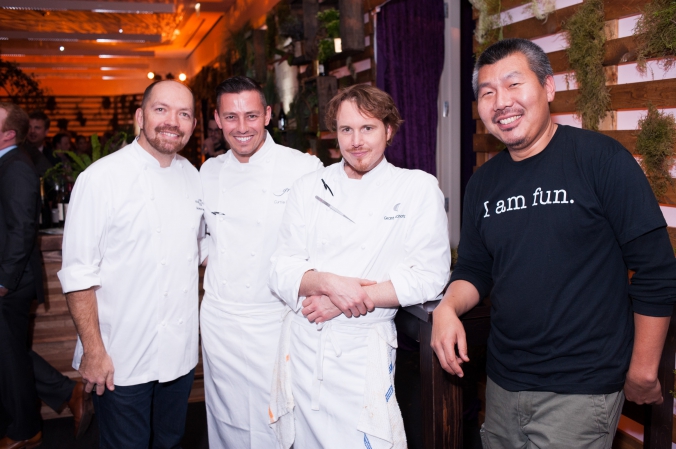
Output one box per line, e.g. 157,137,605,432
318,63,326,76
278,107,287,131
39,178,51,229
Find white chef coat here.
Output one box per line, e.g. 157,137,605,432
268,158,451,448
199,132,321,449
58,139,204,386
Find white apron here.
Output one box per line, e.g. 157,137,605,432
200,134,322,448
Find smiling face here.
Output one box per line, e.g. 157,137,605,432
336,100,391,179
215,90,271,163
476,52,556,159
136,81,196,158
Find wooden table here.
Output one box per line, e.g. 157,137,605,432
398,299,491,449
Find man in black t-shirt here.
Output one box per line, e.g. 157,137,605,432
432,38,676,448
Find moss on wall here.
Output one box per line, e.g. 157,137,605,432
563,0,609,130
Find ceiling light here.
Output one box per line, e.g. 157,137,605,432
147,71,155,79
334,38,342,53
102,76,117,80
59,46,65,51
178,73,187,82
119,29,124,33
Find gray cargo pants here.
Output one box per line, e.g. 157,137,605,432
481,377,624,449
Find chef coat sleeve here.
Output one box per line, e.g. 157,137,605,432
269,176,316,311
389,174,451,307
57,168,110,293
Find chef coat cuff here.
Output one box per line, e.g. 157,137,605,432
390,270,430,308
57,265,101,294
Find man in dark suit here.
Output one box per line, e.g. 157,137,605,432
27,111,59,168
0,103,43,448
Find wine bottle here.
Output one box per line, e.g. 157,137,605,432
278,108,287,131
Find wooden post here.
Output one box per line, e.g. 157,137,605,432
643,312,676,448
317,76,338,131
338,0,365,53
253,29,267,83
303,0,318,60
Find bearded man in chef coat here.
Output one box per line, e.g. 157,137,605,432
58,80,204,449
199,76,322,449
268,84,451,449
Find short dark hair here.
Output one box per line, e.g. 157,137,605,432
325,84,403,146
141,80,195,112
28,110,50,129
52,132,70,148
215,76,267,110
0,102,29,144
472,38,554,99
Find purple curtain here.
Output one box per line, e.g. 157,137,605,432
376,0,445,176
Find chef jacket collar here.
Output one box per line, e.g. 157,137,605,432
224,131,274,166
131,137,181,169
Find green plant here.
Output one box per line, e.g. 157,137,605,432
529,0,555,21
563,0,609,130
635,104,676,202
317,9,340,63
470,0,503,57
58,132,129,181
634,0,676,75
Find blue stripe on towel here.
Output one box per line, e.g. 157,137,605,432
385,385,393,402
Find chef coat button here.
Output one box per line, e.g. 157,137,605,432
220,249,225,253
221,280,226,285
246,283,250,288
163,291,168,297
150,196,154,201
156,227,161,233
256,220,261,225
262,188,267,193
179,319,183,324
265,159,270,163
221,188,225,193
161,259,166,265
162,321,166,327
187,255,191,261
321,239,327,245
361,245,366,250
251,252,255,257
183,288,187,293
369,211,373,216
218,217,224,222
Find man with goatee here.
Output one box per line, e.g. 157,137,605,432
58,80,205,449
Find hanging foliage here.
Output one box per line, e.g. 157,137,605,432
529,0,555,21
188,62,229,111
635,104,676,202
317,9,340,63
0,58,45,109
634,0,676,75
563,0,609,130
470,0,503,57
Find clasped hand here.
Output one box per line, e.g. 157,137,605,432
302,276,376,323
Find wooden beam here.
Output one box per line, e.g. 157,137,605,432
253,29,267,83
472,78,676,118
339,0,365,53
303,0,319,61
473,0,644,51
548,36,637,73
317,76,338,131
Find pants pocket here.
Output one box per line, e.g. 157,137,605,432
480,424,493,449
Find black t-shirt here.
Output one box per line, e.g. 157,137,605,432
452,125,673,394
